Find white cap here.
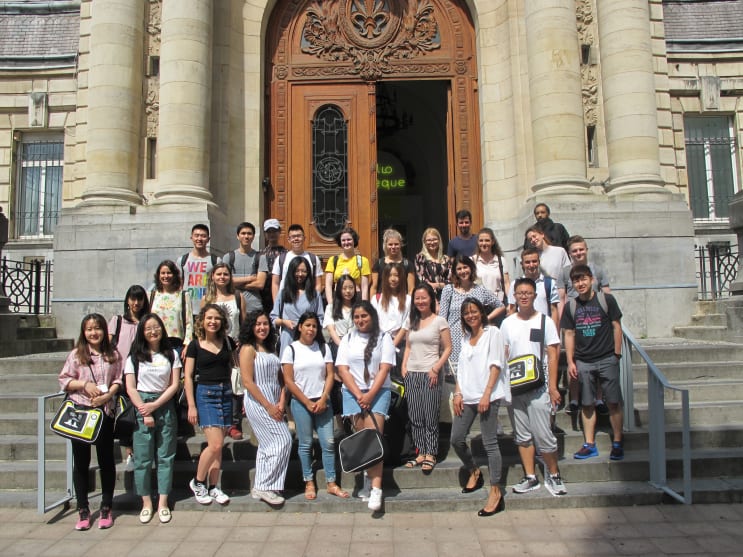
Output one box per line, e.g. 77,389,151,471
263,218,280,231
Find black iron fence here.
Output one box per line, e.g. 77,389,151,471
0,257,53,314
696,243,739,300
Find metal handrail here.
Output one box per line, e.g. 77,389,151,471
38,392,73,514
621,328,692,505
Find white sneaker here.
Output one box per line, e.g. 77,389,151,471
368,487,383,511
124,454,135,472
544,473,567,496
251,488,285,506
209,486,230,505
189,479,212,505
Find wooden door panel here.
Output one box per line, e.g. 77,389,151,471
284,83,377,259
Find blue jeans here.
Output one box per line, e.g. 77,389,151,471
290,397,337,483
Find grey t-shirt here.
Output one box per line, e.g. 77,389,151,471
557,263,609,299
223,249,267,313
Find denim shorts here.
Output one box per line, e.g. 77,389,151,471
195,382,232,428
341,387,391,418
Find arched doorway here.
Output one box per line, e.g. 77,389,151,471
266,0,482,259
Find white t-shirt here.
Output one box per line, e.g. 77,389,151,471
124,350,182,393
271,251,323,294
280,341,333,399
371,294,411,336
500,312,560,384
539,245,570,280
474,255,510,300
457,327,509,405
336,330,395,390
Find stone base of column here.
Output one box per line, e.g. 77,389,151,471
151,186,216,206
51,204,230,339
605,174,668,195
498,195,697,337
79,188,143,207
531,177,592,195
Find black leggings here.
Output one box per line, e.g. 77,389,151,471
71,414,116,510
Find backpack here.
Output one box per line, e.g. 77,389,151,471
331,254,363,275
566,291,609,322
277,251,318,281
223,250,260,277
178,253,218,281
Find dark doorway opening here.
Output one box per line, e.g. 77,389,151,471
376,80,449,259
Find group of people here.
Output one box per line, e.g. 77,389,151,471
59,203,625,528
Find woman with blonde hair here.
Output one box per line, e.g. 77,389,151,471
415,227,450,301
370,228,416,297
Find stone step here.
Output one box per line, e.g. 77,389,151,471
637,342,743,364
632,379,743,404
0,375,61,394
0,353,67,376
0,395,60,414
4,479,703,512
673,326,732,343
690,313,728,327
630,360,742,382
7,446,743,491
633,400,743,427
0,338,73,358
16,326,57,340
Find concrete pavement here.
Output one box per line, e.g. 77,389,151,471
0,503,741,556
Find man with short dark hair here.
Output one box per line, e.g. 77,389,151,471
501,277,567,496
561,264,624,461
446,209,477,258
222,222,266,315
522,203,570,251
178,223,220,320
506,248,559,329
271,223,323,300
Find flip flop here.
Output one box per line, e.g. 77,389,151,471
405,456,425,468
421,458,436,473
326,484,350,498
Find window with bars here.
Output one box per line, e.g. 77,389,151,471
684,115,739,220
14,137,64,238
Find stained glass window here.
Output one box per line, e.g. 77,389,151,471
312,105,348,237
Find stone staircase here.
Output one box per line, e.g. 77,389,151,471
2,338,743,513
0,314,73,357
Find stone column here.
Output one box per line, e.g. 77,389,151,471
153,0,214,204
81,0,144,206
597,0,665,193
525,0,590,193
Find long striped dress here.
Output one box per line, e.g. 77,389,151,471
243,350,292,491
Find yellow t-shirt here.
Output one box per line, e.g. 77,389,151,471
325,253,372,286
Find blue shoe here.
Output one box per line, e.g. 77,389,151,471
610,441,624,461
574,443,598,459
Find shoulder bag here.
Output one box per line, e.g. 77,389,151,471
508,314,546,396
338,410,385,473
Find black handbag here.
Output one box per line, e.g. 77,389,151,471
338,410,385,473
113,394,136,437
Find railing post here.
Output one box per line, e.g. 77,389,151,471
647,370,667,487
620,334,635,432
33,259,41,315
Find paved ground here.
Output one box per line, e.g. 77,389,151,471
0,503,741,556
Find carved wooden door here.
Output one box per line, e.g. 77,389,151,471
281,83,378,258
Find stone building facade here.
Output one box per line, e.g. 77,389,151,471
0,0,741,338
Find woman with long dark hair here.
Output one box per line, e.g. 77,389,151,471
149,259,193,357
401,283,452,472
451,297,509,517
125,313,180,524
240,310,292,506
472,227,510,323
271,256,323,355
282,312,348,499
58,314,122,530
108,284,150,471
336,301,395,512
